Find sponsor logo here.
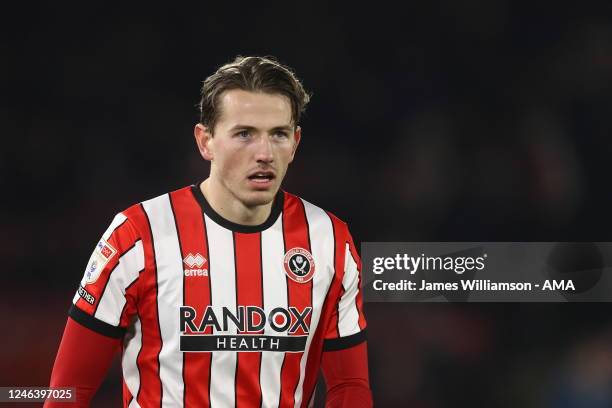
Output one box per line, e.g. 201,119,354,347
84,238,117,284
78,285,96,304
283,248,315,283
179,305,312,352
183,253,208,277
181,334,307,353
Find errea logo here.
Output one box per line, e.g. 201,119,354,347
184,253,208,277
184,253,206,268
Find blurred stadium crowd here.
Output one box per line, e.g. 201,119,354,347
2,2,612,407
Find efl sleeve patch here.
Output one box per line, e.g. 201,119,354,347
82,238,117,285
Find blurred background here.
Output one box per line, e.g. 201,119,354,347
2,1,612,407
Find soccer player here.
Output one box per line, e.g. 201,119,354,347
46,56,372,408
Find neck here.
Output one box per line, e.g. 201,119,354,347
200,178,273,226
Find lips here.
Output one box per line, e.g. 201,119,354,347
247,170,276,183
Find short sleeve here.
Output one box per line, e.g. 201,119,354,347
69,212,144,338
323,229,367,351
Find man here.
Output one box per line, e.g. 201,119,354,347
46,56,372,408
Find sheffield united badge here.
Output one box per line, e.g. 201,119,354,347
283,248,315,283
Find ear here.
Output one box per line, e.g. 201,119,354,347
194,123,214,161
289,126,302,163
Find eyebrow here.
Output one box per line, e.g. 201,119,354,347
229,124,294,132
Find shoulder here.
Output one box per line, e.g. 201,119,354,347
283,191,352,238
117,185,195,235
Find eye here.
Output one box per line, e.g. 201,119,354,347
235,130,250,139
273,131,289,139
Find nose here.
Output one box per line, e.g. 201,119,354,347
254,134,274,164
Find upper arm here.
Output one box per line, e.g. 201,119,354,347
70,212,144,338
323,224,367,351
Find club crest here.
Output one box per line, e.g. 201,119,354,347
283,247,315,283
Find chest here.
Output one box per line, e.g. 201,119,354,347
144,228,335,341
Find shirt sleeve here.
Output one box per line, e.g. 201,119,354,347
321,341,373,408
69,212,143,338
44,317,121,407
323,227,367,351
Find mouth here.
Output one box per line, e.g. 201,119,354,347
247,170,276,186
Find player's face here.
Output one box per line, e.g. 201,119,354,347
196,89,301,208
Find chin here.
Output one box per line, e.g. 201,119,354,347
241,190,277,207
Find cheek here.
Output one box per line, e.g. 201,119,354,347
277,144,296,163
216,148,247,176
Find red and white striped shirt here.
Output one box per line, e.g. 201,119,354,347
69,185,367,408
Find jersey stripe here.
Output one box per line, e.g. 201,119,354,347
128,398,141,408
119,268,143,329
131,203,163,408
122,376,132,408
300,213,345,406
259,215,288,407
292,199,335,407
337,243,361,337
107,214,128,236
234,232,264,408
168,194,188,408
170,188,213,408
205,214,238,407
279,194,313,408
123,316,143,408
120,261,144,408
142,194,185,407
349,242,367,330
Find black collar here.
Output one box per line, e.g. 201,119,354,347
191,183,284,233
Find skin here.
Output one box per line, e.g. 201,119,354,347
194,89,301,226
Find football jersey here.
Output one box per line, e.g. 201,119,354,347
69,184,367,408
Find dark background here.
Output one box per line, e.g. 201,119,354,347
2,1,612,407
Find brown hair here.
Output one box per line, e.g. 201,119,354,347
198,56,310,133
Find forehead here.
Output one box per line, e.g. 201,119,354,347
216,89,293,129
